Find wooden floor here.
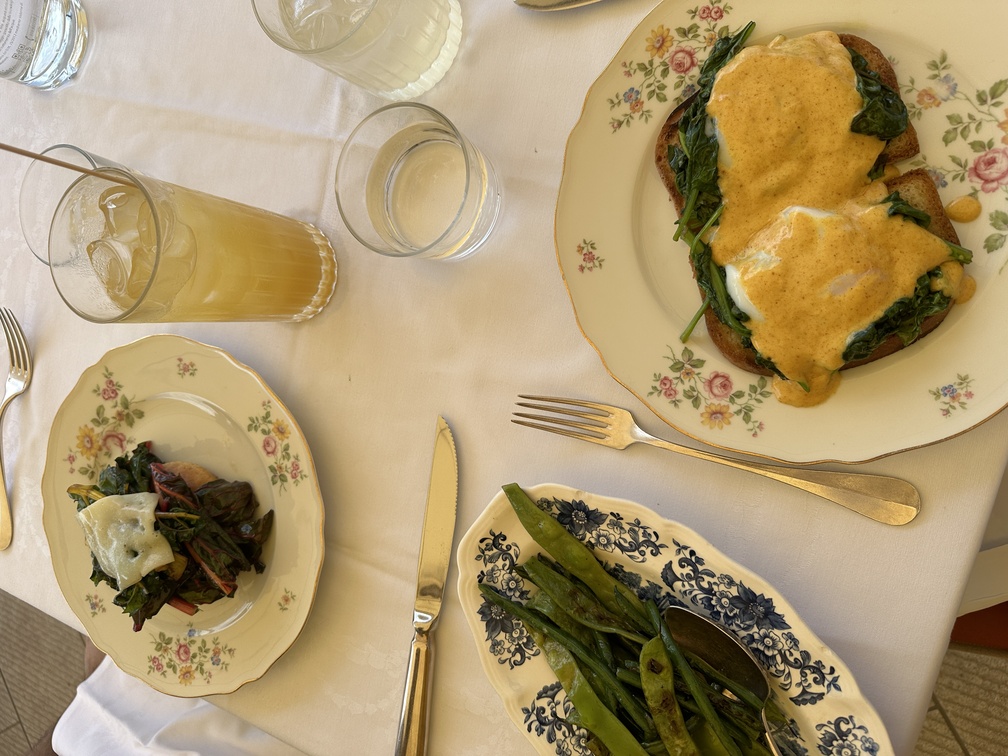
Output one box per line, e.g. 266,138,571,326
0,588,1005,755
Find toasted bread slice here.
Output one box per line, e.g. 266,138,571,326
655,33,958,377
702,169,961,375
839,34,920,165
655,34,918,216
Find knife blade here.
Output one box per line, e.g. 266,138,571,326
514,0,604,10
394,415,458,756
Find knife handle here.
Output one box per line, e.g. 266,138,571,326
395,626,433,756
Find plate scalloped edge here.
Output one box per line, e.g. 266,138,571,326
457,483,893,756
41,333,325,697
554,0,1008,464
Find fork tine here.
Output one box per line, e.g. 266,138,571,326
1,309,29,374
511,418,607,446
514,401,607,427
0,309,13,366
513,411,605,437
12,313,30,377
516,394,614,418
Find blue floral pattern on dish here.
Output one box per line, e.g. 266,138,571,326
471,493,882,756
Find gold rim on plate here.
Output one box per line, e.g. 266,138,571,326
41,334,325,696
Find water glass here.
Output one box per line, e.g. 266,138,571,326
21,144,337,323
335,103,501,260
251,0,461,101
0,0,89,90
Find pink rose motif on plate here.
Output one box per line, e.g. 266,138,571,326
71,367,143,481
102,430,127,455
903,52,1008,255
703,371,733,400
101,379,118,401
649,347,771,437
576,239,604,273
698,4,724,21
658,375,677,400
608,1,734,132
969,147,1008,193
262,435,278,456
248,400,309,493
668,47,698,75
148,624,235,683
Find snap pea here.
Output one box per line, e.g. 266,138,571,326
521,555,650,645
538,635,651,756
648,601,741,756
492,485,778,756
640,636,699,756
526,587,594,649
502,483,651,632
480,583,657,740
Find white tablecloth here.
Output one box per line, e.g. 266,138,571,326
1,2,1006,755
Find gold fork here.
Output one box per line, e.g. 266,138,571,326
0,309,33,550
513,395,920,525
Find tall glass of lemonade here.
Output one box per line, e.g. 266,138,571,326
29,145,336,323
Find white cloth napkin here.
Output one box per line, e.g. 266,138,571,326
51,656,306,756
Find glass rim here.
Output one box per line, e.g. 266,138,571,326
43,145,165,323
20,143,100,265
334,101,473,258
250,0,378,55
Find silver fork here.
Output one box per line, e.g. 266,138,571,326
514,395,920,525
0,309,33,550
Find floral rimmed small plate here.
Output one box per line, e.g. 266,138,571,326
556,0,1008,463
41,334,325,697
457,484,891,756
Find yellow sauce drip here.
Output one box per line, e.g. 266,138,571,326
945,194,982,223
705,32,963,406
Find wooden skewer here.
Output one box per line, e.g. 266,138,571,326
0,141,128,184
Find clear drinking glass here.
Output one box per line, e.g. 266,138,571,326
335,103,501,260
0,0,89,90
21,145,337,323
251,0,462,101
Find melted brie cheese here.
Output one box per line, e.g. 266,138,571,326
77,492,174,590
704,31,962,406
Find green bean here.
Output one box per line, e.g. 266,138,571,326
594,629,616,668
648,602,741,756
675,692,768,755
503,483,651,631
640,636,700,756
617,666,643,690
682,650,765,713
480,584,657,740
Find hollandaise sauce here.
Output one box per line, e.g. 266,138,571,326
705,31,965,406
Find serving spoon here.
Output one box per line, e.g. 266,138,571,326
664,606,785,755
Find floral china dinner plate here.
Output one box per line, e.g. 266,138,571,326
555,0,1008,463
41,334,325,696
457,483,891,755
